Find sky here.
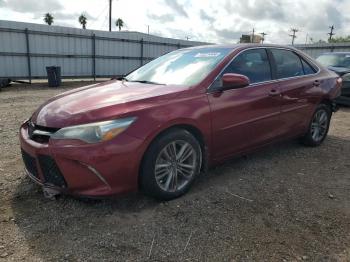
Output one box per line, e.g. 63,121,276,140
0,0,349,44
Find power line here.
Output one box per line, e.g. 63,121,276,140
100,12,109,30
289,28,298,45
90,3,109,28
328,25,335,41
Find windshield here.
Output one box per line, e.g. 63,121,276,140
316,54,350,68
125,47,232,85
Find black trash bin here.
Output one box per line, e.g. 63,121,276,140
46,66,61,87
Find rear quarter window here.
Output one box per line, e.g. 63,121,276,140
301,59,316,75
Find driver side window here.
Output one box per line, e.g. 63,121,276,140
222,48,272,84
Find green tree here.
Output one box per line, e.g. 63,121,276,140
329,36,350,43
44,13,54,25
79,14,87,29
115,18,124,31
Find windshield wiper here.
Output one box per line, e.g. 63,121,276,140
128,80,165,85
116,76,128,81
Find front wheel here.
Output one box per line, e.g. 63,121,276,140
140,129,202,200
301,104,331,146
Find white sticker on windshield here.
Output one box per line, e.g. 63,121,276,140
194,52,221,58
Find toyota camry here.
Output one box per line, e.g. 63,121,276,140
20,44,342,200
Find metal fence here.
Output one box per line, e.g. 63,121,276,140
295,43,350,58
0,20,207,82
4,19,349,82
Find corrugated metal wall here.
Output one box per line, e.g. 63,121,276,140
295,43,350,58
0,20,208,80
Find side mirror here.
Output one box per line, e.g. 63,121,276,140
221,73,250,90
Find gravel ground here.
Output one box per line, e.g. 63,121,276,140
0,82,350,261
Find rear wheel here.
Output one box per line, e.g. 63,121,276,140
140,129,202,200
301,104,331,146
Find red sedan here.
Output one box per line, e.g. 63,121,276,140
20,44,341,200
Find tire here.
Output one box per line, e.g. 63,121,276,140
301,103,331,147
140,128,202,200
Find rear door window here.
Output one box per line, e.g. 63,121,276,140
270,49,304,79
222,49,272,84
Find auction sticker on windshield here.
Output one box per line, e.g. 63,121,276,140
194,52,221,58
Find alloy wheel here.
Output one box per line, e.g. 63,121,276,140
310,109,328,142
154,140,198,192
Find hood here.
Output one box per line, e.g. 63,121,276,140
32,80,189,128
328,66,350,76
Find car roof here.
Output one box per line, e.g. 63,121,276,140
183,43,299,52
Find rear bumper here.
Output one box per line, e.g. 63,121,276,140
335,96,350,106
341,81,350,96
341,89,350,96
19,121,144,197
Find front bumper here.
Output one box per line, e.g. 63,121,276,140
19,121,144,197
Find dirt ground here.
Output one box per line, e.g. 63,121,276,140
0,82,350,261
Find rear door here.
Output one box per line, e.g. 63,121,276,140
208,48,283,160
268,48,319,136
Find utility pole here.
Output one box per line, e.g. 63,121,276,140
260,32,267,44
305,33,309,45
251,28,255,43
109,0,112,31
147,25,149,34
186,36,191,41
289,28,298,45
328,25,335,41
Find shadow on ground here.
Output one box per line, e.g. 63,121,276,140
10,136,350,261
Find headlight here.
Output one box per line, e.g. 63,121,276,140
342,73,350,82
51,117,136,143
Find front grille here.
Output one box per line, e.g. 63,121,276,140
38,155,67,188
28,120,35,138
32,134,51,143
21,149,39,179
28,121,59,144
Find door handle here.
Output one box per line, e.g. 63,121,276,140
313,80,320,86
268,89,281,97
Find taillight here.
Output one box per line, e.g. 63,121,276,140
336,77,343,87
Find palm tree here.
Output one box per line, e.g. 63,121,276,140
115,18,124,31
44,13,54,25
79,14,87,29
